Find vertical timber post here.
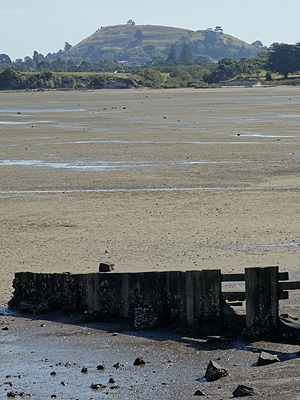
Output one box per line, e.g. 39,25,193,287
245,266,279,334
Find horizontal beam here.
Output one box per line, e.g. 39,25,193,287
221,271,289,282
222,291,289,301
223,292,245,301
279,281,300,291
222,274,245,282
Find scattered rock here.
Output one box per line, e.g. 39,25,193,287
65,361,72,368
90,383,106,390
113,362,124,370
233,385,255,397
50,371,56,376
109,378,115,384
205,360,228,382
7,392,18,398
2,326,9,330
133,357,146,366
99,262,114,272
194,389,205,396
97,364,106,370
81,366,88,373
257,351,279,366
61,381,68,386
110,385,120,389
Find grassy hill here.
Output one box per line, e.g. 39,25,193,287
66,24,258,65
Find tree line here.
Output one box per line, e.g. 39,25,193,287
1,41,300,89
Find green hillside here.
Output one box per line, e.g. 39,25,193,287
66,24,259,64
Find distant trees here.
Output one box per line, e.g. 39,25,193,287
64,42,72,52
166,45,178,65
204,58,240,83
0,54,12,66
134,29,144,41
127,19,135,25
251,40,264,50
179,42,194,65
214,26,223,34
37,60,52,71
267,42,299,78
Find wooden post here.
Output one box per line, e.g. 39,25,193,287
199,269,222,335
245,266,279,333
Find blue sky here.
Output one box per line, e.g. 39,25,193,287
1,0,300,60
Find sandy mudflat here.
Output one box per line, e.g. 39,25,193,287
0,87,300,399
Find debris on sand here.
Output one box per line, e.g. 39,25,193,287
233,384,255,397
205,360,228,381
90,383,106,390
113,362,124,370
257,351,279,366
133,357,146,366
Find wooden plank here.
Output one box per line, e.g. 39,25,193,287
279,291,289,300
222,271,288,282
279,281,300,291
279,272,289,281
222,292,246,301
201,269,222,334
260,266,279,326
222,274,245,282
245,267,260,327
185,271,194,328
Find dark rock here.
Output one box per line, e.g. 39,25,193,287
7,392,18,398
205,360,228,381
133,357,146,366
61,381,68,386
109,378,115,384
99,262,114,272
90,383,106,390
97,364,106,370
50,371,56,376
257,351,279,366
194,389,204,396
65,361,72,368
113,362,123,370
81,366,88,373
233,385,255,397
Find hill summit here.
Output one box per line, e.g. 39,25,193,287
66,24,259,65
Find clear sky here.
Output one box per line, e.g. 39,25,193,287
1,0,300,61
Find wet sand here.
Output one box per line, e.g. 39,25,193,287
0,87,300,398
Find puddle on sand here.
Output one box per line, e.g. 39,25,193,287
233,131,296,138
0,120,52,125
0,108,86,114
216,242,300,249
0,185,299,195
0,158,286,172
